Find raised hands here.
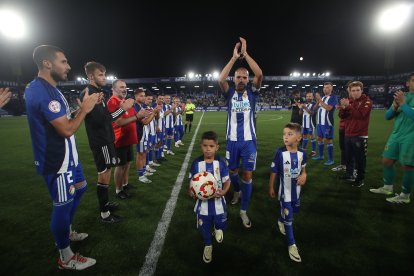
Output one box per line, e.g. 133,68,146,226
78,88,100,114
394,90,405,106
120,98,135,111
0,87,12,109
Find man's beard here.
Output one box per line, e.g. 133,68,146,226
51,70,67,82
236,83,246,91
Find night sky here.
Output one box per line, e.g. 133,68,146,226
0,0,413,83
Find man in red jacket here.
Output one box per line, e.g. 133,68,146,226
338,81,372,187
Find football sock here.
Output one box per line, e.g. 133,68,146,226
51,201,73,250
327,143,333,161
383,165,395,186
189,123,192,132
318,142,324,158
69,182,87,225
198,216,212,246
230,172,240,192
166,138,172,150
59,246,74,263
281,203,295,246
302,138,308,149
97,183,109,212
241,179,252,211
311,139,316,152
402,170,414,194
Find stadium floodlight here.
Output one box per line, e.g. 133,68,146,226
188,72,195,79
292,84,297,87
326,72,330,76
312,73,316,76
378,3,411,33
208,85,214,88
213,71,219,78
0,9,26,39
77,77,81,81
194,85,199,88
166,86,171,89
290,73,293,76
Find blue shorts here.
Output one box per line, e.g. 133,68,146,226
157,131,165,143
136,140,148,153
43,164,85,206
165,127,174,136
196,213,227,231
226,140,257,171
280,200,300,220
317,124,334,139
302,127,314,135
148,135,156,148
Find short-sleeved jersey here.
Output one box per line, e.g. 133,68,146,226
189,156,230,216
302,101,316,129
185,103,196,114
175,106,183,126
225,86,259,141
25,77,79,175
107,95,137,148
271,146,307,202
388,92,414,143
164,103,174,128
317,94,338,126
146,105,156,135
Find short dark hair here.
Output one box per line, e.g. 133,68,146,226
112,79,125,89
201,131,218,143
292,89,300,95
324,82,333,86
134,88,145,95
284,123,302,133
407,73,414,81
33,45,64,69
84,61,106,76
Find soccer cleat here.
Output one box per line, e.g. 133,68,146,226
277,220,286,235
203,245,213,263
144,171,153,177
331,165,346,172
213,228,223,243
324,160,334,166
352,180,364,188
369,186,393,195
167,150,175,155
174,142,180,148
311,151,317,157
386,193,410,204
312,156,324,161
231,191,241,205
116,190,129,200
69,231,88,242
340,175,355,182
123,183,136,190
240,211,252,228
104,202,119,212
139,176,152,183
288,244,302,262
101,213,123,223
179,141,184,146
58,253,96,270
146,167,156,173
151,161,161,167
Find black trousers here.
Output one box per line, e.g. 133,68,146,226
345,136,368,181
339,128,346,165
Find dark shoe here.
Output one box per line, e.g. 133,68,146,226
104,202,119,212
158,157,168,162
116,190,130,199
340,175,355,182
352,180,364,188
101,213,123,223
123,183,136,191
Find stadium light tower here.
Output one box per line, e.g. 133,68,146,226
376,3,412,77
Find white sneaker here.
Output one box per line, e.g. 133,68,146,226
179,141,184,146
214,228,223,243
58,253,96,270
150,162,161,167
386,193,410,204
69,231,88,242
331,165,346,172
277,220,286,235
167,150,175,155
231,191,241,205
174,142,180,148
240,211,252,228
139,176,152,183
203,245,213,263
369,186,393,195
146,167,156,173
144,171,153,176
288,244,302,262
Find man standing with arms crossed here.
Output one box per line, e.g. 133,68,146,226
26,45,98,270
218,37,263,228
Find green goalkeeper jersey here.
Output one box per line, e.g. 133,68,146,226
387,92,414,144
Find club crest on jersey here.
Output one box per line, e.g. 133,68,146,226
284,208,289,216
112,157,117,165
69,185,75,195
48,100,61,113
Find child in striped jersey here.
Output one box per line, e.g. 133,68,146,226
269,123,307,263
188,131,230,263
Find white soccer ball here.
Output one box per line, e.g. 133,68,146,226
190,171,218,200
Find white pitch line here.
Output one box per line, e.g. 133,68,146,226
139,112,205,276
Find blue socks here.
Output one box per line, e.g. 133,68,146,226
327,143,333,161
241,179,252,211
230,173,240,192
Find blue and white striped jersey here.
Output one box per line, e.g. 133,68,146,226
302,102,316,129
317,95,338,126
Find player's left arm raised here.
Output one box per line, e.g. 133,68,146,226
239,37,263,90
